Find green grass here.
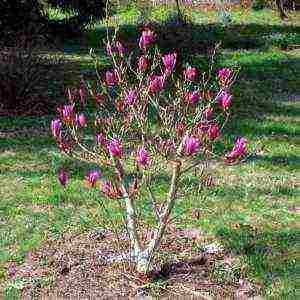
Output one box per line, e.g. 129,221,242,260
1,5,299,299
46,7,76,21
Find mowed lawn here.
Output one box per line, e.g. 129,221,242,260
0,7,299,299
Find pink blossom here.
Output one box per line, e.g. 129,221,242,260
51,119,61,139
106,44,114,56
58,168,68,187
96,133,107,146
184,66,198,81
139,29,156,50
183,136,200,156
138,55,148,72
203,107,213,120
86,170,100,187
58,139,72,154
207,124,220,140
148,75,166,93
101,180,114,195
219,91,232,110
163,53,177,74
116,41,125,55
105,70,118,86
136,146,151,168
107,41,125,56
124,88,137,106
67,88,75,102
175,122,187,137
101,180,121,198
94,94,105,105
218,68,233,80
76,113,86,127
157,138,176,156
196,122,209,134
107,138,123,157
226,137,247,160
185,91,201,105
62,104,75,124
79,83,86,107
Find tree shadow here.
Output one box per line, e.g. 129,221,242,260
216,224,298,297
67,21,300,122
1,18,299,176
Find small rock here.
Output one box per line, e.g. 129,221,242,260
105,253,131,264
203,242,224,255
7,263,17,278
134,287,153,300
181,228,203,239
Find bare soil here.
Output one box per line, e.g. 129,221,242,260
5,225,261,299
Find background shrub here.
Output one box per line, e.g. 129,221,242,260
0,32,62,114
0,0,46,41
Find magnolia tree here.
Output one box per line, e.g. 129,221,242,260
51,27,247,273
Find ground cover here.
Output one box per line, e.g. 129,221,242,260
0,6,299,299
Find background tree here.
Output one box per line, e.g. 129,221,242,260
0,0,45,40
45,0,106,34
275,0,289,19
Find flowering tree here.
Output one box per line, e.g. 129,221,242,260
51,27,247,273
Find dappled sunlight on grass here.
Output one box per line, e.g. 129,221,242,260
0,5,299,298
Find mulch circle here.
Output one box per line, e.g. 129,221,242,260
4,226,261,299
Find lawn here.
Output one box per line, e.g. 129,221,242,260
0,5,299,299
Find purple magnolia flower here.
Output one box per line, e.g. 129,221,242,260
218,68,233,80
148,75,166,93
175,122,187,137
183,136,200,156
79,83,86,107
62,104,75,124
207,123,220,141
101,180,113,195
106,43,114,56
157,138,176,156
76,113,86,127
138,55,148,72
219,91,232,110
107,138,123,158
136,146,151,168
226,137,247,160
116,41,125,55
107,41,125,56
58,168,68,187
163,53,177,74
105,70,118,86
86,170,100,188
51,119,61,139
101,180,120,198
203,107,213,120
96,133,107,146
139,29,156,50
184,66,198,81
185,91,201,105
58,138,72,154
67,88,75,102
124,88,137,106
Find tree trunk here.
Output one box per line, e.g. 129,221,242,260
276,0,289,19
175,0,183,22
136,161,181,273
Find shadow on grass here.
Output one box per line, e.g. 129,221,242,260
85,21,300,54
0,18,299,178
216,225,298,297
249,154,300,172
77,21,300,126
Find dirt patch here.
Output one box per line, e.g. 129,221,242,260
4,227,261,299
